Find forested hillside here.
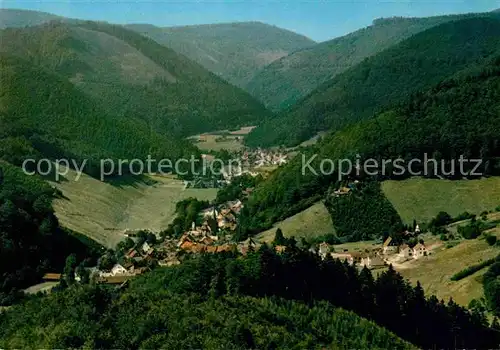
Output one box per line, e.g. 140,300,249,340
0,21,272,137
0,161,101,304
240,51,500,238
246,12,496,111
1,248,498,348
0,54,197,178
127,22,315,88
246,16,500,147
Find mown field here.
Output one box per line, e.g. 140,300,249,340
257,202,335,243
382,177,500,224
399,232,499,307
50,167,217,248
191,134,244,152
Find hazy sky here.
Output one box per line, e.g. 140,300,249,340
2,0,500,42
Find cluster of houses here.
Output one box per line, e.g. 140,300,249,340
382,235,428,260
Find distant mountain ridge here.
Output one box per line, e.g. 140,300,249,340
0,8,63,28
0,9,316,89
246,11,499,110
125,21,316,87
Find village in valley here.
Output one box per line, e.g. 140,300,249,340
36,144,439,290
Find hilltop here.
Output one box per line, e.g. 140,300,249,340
245,11,497,111
127,21,315,88
246,16,500,147
240,46,500,238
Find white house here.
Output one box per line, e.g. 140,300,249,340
413,243,427,259
360,255,371,268
202,207,219,219
100,264,129,277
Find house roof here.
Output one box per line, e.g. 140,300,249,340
112,263,126,271
206,246,218,253
216,244,235,253
201,236,214,245
180,241,195,250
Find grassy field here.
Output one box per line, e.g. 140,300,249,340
188,126,255,152
50,168,217,248
399,233,499,307
257,202,335,243
191,134,244,152
382,177,500,224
